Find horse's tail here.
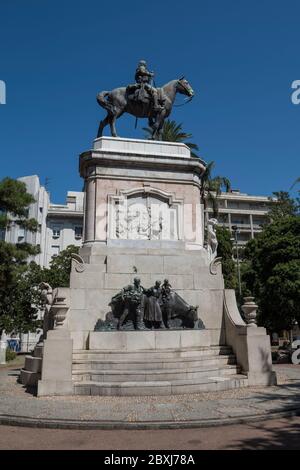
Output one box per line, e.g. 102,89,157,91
96,91,114,115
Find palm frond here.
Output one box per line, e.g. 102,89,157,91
290,177,300,189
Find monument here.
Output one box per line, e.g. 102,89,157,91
21,62,276,396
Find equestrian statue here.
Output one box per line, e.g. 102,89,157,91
96,60,194,140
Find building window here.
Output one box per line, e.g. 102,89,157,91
51,245,60,257
18,228,25,242
75,226,83,239
52,228,61,239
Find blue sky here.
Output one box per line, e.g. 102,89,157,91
0,0,299,203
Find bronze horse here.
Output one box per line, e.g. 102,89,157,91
96,78,194,140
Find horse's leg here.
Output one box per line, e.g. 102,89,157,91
151,112,166,140
97,114,110,138
109,110,125,138
110,115,118,138
151,117,160,140
158,121,165,141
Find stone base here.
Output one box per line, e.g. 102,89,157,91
88,329,211,351
19,369,40,387
247,371,277,387
38,380,74,397
37,329,73,397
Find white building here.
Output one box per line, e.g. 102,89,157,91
204,189,272,247
5,176,84,267
44,191,84,267
4,175,49,265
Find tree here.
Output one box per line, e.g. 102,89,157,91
0,177,39,233
267,191,299,221
143,120,200,158
0,242,80,335
201,161,231,216
215,226,237,290
0,178,40,334
45,244,79,288
242,215,300,331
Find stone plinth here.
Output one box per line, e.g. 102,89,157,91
62,138,224,346
80,136,206,248
88,329,211,351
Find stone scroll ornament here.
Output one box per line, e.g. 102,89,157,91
71,253,86,273
95,278,205,331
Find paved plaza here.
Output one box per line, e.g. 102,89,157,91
0,362,299,430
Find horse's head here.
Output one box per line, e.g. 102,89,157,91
176,77,194,98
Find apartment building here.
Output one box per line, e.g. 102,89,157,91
4,176,84,267
204,189,272,247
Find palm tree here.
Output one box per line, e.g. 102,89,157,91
201,161,231,217
143,120,199,158
290,177,300,189
144,120,230,216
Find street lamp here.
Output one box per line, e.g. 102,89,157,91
231,225,242,297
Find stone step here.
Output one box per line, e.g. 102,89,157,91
72,364,240,383
33,345,43,358
72,346,233,361
73,374,249,396
20,369,41,387
24,355,42,373
72,354,237,371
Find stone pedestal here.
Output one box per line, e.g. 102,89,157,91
89,329,211,350
32,137,276,396
224,290,276,386
37,329,73,396
80,136,206,248
61,138,226,346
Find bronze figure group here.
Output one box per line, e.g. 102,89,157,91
94,277,204,331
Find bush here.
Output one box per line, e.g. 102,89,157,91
5,348,17,362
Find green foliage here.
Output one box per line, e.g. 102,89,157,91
215,226,237,289
0,244,42,334
143,120,200,158
268,191,299,221
0,176,79,335
0,245,80,334
0,177,38,232
5,349,17,362
242,215,300,331
0,177,42,334
45,245,80,288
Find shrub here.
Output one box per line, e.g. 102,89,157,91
5,348,17,362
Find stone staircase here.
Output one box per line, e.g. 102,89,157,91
20,343,43,386
72,346,248,396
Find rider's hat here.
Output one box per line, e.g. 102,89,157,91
138,60,147,66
